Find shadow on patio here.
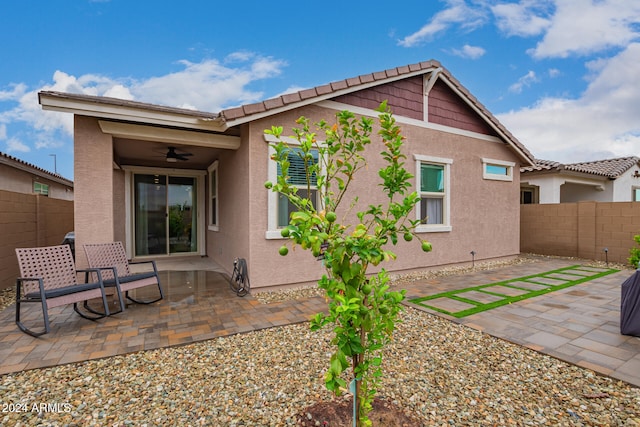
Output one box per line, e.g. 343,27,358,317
0,269,327,375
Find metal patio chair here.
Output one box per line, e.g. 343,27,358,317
83,242,164,312
15,245,110,337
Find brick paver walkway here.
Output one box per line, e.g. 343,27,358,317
1,257,639,388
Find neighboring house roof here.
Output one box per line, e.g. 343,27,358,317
39,59,535,165
522,156,640,179
0,151,73,187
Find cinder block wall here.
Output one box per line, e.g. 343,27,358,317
0,190,74,291
521,201,640,266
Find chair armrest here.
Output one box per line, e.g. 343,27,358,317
16,277,45,300
16,277,42,284
77,267,112,286
128,260,155,266
128,260,158,272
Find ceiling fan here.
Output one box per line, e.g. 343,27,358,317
165,147,193,163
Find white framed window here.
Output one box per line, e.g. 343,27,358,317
207,161,219,231
33,181,49,196
414,154,452,233
633,187,640,202
482,158,515,181
265,135,321,239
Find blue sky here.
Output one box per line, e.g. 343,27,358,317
1,0,639,180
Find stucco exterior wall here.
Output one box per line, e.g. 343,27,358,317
205,125,252,275
74,116,115,268
244,104,522,289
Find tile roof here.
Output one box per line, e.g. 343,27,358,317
522,156,640,179
0,151,73,185
218,59,534,164
39,59,536,165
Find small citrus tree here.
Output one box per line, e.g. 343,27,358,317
265,102,431,426
629,234,640,268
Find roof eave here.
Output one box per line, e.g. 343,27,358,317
38,91,227,132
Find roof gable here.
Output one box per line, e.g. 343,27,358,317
221,60,533,164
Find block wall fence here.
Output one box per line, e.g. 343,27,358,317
0,190,74,291
521,201,640,266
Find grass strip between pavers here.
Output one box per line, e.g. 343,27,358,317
409,265,619,318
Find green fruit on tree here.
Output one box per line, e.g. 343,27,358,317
280,227,290,238
278,245,289,256
379,306,389,314
403,232,413,242
326,212,337,223
421,241,433,252
264,181,273,189
362,283,373,295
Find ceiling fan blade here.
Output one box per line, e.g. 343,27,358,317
166,147,193,161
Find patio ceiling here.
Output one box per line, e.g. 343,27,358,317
113,138,223,170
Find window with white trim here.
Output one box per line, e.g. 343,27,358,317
633,187,640,202
276,147,319,227
265,138,320,239
414,154,452,232
207,161,219,231
482,158,514,181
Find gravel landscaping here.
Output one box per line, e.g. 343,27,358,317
1,255,638,426
1,306,640,426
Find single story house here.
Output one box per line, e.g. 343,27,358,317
38,59,535,290
521,157,640,204
0,151,73,200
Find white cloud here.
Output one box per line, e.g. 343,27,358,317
530,0,640,58
498,44,640,162
548,68,561,78
0,83,27,101
398,0,487,47
451,44,486,59
491,1,552,37
508,70,538,93
6,137,30,153
0,52,288,156
133,55,286,111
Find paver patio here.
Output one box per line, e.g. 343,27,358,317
0,256,639,388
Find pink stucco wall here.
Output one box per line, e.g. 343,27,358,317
242,104,522,289
74,116,115,268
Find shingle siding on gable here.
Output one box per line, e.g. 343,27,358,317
331,75,423,121
331,77,498,137
428,80,497,136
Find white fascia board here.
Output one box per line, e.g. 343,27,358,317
98,121,241,150
39,93,226,132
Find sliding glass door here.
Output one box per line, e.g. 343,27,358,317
134,174,197,256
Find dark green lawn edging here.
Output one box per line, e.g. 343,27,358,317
409,265,619,318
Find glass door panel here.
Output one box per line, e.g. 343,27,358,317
168,176,197,254
134,174,167,256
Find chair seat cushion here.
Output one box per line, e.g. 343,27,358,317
26,282,102,299
103,271,158,286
